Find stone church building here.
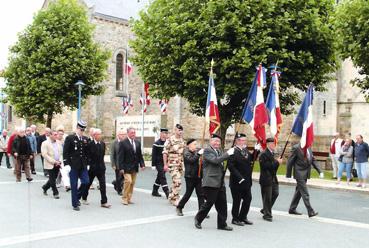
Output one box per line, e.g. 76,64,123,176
5,0,369,154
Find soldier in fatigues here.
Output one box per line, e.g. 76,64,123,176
163,124,185,206
63,120,90,211
151,128,169,198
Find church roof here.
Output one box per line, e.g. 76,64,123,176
84,0,151,21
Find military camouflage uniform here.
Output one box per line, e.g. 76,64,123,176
163,135,185,205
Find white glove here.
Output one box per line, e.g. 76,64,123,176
87,165,90,171
198,149,204,155
226,147,235,156
319,172,324,179
239,179,245,184
254,143,261,151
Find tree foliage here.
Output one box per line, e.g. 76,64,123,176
3,0,110,126
334,0,369,96
131,0,337,136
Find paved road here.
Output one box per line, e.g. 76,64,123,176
0,157,369,248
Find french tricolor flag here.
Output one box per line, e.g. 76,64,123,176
266,70,283,143
242,64,269,149
291,84,314,153
205,75,220,135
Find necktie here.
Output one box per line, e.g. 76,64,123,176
131,139,136,152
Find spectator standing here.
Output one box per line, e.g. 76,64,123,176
330,132,343,179
337,139,354,185
354,135,369,188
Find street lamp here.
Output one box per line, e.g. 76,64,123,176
75,80,85,121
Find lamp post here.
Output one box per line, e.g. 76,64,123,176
75,80,85,121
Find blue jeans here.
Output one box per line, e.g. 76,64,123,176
338,162,352,179
355,162,368,179
69,168,89,207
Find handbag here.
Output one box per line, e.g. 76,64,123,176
352,168,358,178
338,155,343,162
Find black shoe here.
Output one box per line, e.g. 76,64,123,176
31,171,36,175
241,219,253,225
231,220,244,226
54,195,60,199
73,206,80,211
26,178,33,182
77,201,81,206
308,211,318,218
66,187,71,192
118,191,122,196
263,216,273,222
260,209,264,215
176,207,184,216
194,218,202,229
42,186,47,196
218,225,233,231
152,191,162,197
289,210,302,215
7,166,12,169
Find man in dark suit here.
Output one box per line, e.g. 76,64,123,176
63,120,90,211
118,127,145,205
151,128,169,198
227,133,254,226
194,134,234,231
259,137,282,222
110,130,126,195
81,128,111,208
286,143,324,217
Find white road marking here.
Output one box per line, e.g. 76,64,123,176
0,180,46,185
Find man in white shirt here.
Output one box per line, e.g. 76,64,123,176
330,132,343,179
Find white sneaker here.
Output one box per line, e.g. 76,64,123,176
81,200,90,205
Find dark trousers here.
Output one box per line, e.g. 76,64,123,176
113,169,123,193
289,179,314,214
154,168,168,190
70,168,89,208
177,177,204,210
82,169,108,204
195,186,228,228
42,167,59,196
30,155,35,172
0,152,11,167
261,182,279,218
230,187,252,221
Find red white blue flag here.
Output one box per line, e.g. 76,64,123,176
205,74,220,135
159,99,169,113
266,70,283,144
140,83,151,113
291,84,314,153
124,49,133,75
122,94,133,114
241,64,269,149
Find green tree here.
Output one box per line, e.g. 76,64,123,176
3,0,110,127
334,0,369,96
131,0,337,139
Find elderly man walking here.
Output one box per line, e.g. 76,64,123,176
0,129,11,169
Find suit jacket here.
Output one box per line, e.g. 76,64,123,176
228,146,253,189
286,145,321,180
41,140,63,170
183,148,201,178
259,148,279,186
88,140,106,172
63,134,90,171
152,139,165,170
202,147,230,188
12,136,33,156
110,139,120,169
37,134,47,153
118,138,145,173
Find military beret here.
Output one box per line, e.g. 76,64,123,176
77,120,87,130
186,138,196,146
211,133,222,140
175,124,183,130
235,133,246,139
160,128,169,132
266,137,275,143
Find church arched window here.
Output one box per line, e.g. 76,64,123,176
116,53,124,91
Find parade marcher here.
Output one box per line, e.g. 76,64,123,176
354,135,369,188
259,137,282,222
111,130,127,195
286,143,324,217
7,130,18,171
37,128,51,176
194,134,235,231
176,138,204,216
26,127,37,174
0,129,11,169
163,124,185,206
118,127,145,205
63,121,90,211
337,138,354,185
227,133,254,226
151,128,169,198
41,130,63,199
82,129,111,208
330,132,343,179
12,127,33,182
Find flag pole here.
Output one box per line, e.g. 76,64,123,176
279,132,292,159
